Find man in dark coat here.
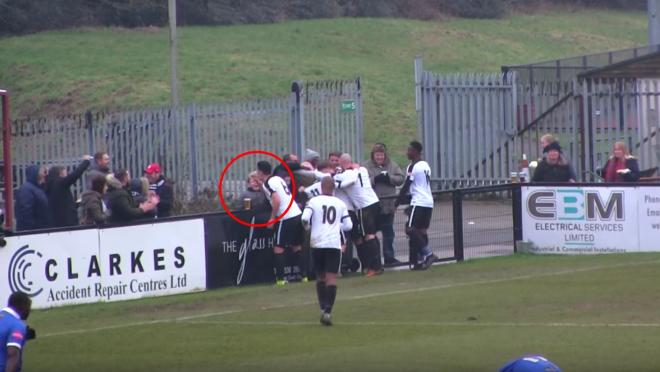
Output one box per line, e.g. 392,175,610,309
45,156,92,227
145,163,174,218
15,165,51,231
85,151,111,190
106,169,157,224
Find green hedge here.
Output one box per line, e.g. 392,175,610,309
0,0,646,36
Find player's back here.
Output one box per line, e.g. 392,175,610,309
305,195,348,249
334,167,379,209
408,161,433,208
263,175,302,219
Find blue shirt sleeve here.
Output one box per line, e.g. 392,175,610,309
7,322,27,350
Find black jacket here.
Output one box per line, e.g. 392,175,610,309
46,160,90,227
15,165,51,231
532,159,575,183
149,176,174,218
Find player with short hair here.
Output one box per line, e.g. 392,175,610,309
301,177,353,326
256,160,304,286
396,141,436,270
334,153,383,276
0,292,34,372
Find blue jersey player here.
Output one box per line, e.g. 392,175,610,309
0,292,33,372
500,355,561,372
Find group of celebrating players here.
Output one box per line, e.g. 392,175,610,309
254,140,435,326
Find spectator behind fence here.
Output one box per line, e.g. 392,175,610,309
106,169,158,224
128,177,150,204
145,163,174,218
302,148,321,170
600,141,640,183
539,133,556,155
531,142,576,183
15,165,51,231
86,151,111,189
45,155,92,228
79,175,108,226
364,143,405,265
232,171,269,212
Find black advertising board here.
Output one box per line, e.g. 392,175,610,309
204,211,302,288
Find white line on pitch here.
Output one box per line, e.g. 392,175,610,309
39,259,660,338
180,320,660,328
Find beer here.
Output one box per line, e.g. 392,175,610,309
510,171,519,183
243,198,252,210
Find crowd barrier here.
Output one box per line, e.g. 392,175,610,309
2,183,656,309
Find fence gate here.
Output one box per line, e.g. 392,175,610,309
415,58,518,189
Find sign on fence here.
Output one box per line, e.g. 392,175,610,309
522,186,646,254
0,220,206,309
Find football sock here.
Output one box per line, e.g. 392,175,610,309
356,242,368,271
408,230,424,263
326,285,337,314
292,250,304,278
274,253,286,281
367,238,382,270
316,281,327,311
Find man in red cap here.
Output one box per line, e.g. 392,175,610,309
145,163,174,218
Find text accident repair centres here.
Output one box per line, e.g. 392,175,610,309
0,219,207,309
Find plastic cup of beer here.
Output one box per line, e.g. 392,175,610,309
510,171,519,183
243,198,252,210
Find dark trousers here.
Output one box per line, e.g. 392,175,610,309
378,213,396,262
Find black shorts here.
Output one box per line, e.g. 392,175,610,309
313,249,342,274
357,202,381,236
407,205,433,229
273,215,303,248
348,211,361,241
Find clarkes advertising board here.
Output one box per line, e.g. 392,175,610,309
522,186,638,254
0,219,207,309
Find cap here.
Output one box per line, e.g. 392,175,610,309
145,163,161,174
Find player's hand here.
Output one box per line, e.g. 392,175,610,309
26,326,36,340
341,245,347,253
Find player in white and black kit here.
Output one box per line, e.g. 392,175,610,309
335,153,383,276
256,161,304,286
395,141,436,270
301,177,353,326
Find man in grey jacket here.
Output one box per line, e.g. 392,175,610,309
364,143,405,265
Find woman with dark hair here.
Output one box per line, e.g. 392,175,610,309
45,155,92,227
79,175,108,225
600,141,640,182
531,142,576,183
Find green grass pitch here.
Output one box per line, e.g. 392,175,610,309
22,253,660,371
